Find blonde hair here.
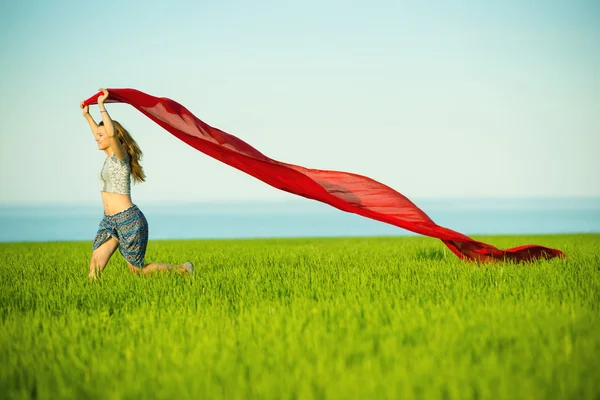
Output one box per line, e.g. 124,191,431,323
100,120,146,183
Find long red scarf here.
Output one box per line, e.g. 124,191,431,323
83,88,565,262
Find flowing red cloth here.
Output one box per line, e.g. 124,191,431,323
83,88,565,262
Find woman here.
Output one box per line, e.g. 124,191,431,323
81,88,193,279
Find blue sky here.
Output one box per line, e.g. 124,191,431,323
0,0,598,205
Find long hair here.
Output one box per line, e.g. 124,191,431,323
99,120,146,183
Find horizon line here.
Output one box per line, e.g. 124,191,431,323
1,195,599,208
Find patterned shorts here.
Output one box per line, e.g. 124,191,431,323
92,205,149,268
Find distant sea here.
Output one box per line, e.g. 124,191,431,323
0,198,599,243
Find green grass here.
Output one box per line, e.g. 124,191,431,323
1,234,599,399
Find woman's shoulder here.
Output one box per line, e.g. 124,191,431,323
110,153,130,164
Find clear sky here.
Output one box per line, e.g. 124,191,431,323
1,0,598,205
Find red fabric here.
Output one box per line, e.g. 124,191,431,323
83,88,566,262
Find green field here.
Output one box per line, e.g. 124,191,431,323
1,234,598,399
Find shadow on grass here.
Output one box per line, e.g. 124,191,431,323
414,248,447,261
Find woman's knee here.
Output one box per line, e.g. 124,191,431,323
128,263,144,274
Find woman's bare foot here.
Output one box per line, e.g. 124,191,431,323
182,262,194,275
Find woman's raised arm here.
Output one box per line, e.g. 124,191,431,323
97,88,115,138
80,102,98,139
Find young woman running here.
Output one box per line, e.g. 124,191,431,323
81,88,193,279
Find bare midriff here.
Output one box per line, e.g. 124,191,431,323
101,192,134,215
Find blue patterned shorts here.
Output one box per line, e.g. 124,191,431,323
92,205,149,268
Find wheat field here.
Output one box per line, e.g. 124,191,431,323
1,234,598,399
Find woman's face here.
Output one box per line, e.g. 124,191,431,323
96,126,110,150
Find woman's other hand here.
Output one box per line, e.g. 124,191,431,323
98,88,109,105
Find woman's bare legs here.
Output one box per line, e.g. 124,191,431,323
89,237,119,279
89,237,193,278
127,261,194,276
